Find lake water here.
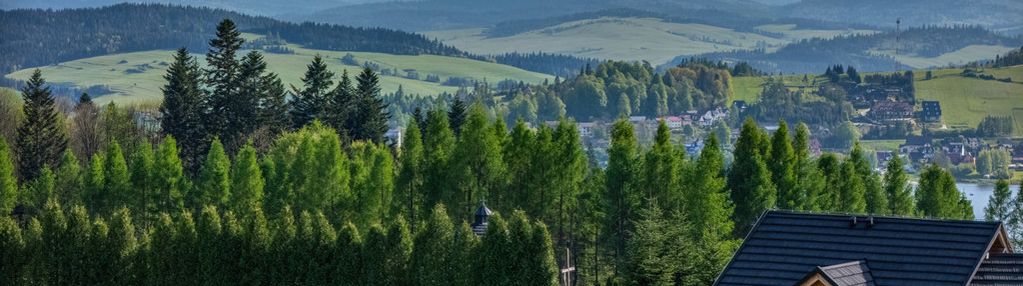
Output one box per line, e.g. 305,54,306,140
960,182,1007,219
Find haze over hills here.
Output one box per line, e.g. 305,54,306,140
1,0,389,16
780,0,1023,32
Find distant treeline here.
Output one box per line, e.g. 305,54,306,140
681,25,1022,73
0,4,594,78
483,8,871,39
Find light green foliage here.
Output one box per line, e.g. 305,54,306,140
643,121,682,211
230,142,264,214
153,137,185,212
129,143,155,224
0,139,17,214
728,118,776,235
770,121,798,210
422,108,456,214
883,153,915,216
916,164,973,220
624,203,690,286
351,142,394,227
21,168,55,211
196,138,231,208
986,180,1013,222
104,141,131,213
605,119,641,270
450,104,505,219
411,204,455,286
54,150,83,207
396,122,424,228
837,160,866,213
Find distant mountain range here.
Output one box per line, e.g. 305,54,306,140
1,0,389,16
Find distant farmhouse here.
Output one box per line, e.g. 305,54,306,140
715,211,1021,286
920,101,942,122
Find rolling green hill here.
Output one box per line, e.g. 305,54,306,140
4,35,553,106
427,17,873,65
732,65,1023,136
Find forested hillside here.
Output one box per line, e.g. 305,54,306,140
782,0,1023,32
682,26,1023,73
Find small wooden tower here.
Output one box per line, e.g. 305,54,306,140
470,199,492,236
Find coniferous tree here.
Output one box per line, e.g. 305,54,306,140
624,202,688,286
17,69,68,180
352,67,390,143
916,164,972,219
52,150,83,207
129,143,154,225
814,153,842,211
258,72,291,137
160,48,206,172
770,120,798,210
327,70,355,136
153,137,185,213
104,141,131,214
605,119,640,275
227,51,269,149
230,141,264,215
883,152,914,216
837,160,867,213
986,180,1012,222
336,221,363,285
728,118,776,235
291,55,335,128
450,104,505,219
85,153,106,212
550,119,587,243
0,216,25,283
22,167,55,211
850,142,886,214
643,121,681,211
792,123,823,212
396,122,424,230
449,97,467,136
422,109,455,211
411,204,455,286
205,19,245,140
0,139,18,214
504,120,535,211
196,138,231,209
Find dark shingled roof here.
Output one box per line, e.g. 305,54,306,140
715,210,1003,286
808,261,876,286
971,254,1023,286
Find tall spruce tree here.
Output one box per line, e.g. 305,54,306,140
160,48,206,172
258,72,291,136
450,104,505,219
448,97,467,136
643,121,681,212
396,122,424,230
17,69,68,180
227,51,268,149
327,70,355,136
769,120,798,210
605,119,641,275
728,118,776,235
986,179,1012,222
290,55,334,128
205,19,245,140
883,152,914,215
352,67,390,143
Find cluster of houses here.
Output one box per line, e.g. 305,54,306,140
877,134,1023,173
864,100,942,123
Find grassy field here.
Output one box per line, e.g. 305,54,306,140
731,74,820,104
859,139,904,152
427,17,871,65
915,66,1023,134
4,34,553,106
873,45,1020,69
731,66,1023,136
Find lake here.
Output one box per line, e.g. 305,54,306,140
960,182,1008,219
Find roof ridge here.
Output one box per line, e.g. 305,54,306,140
767,209,1000,225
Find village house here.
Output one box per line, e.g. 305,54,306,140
577,122,598,137
715,210,1022,286
921,101,942,122
660,116,684,130
867,101,914,122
